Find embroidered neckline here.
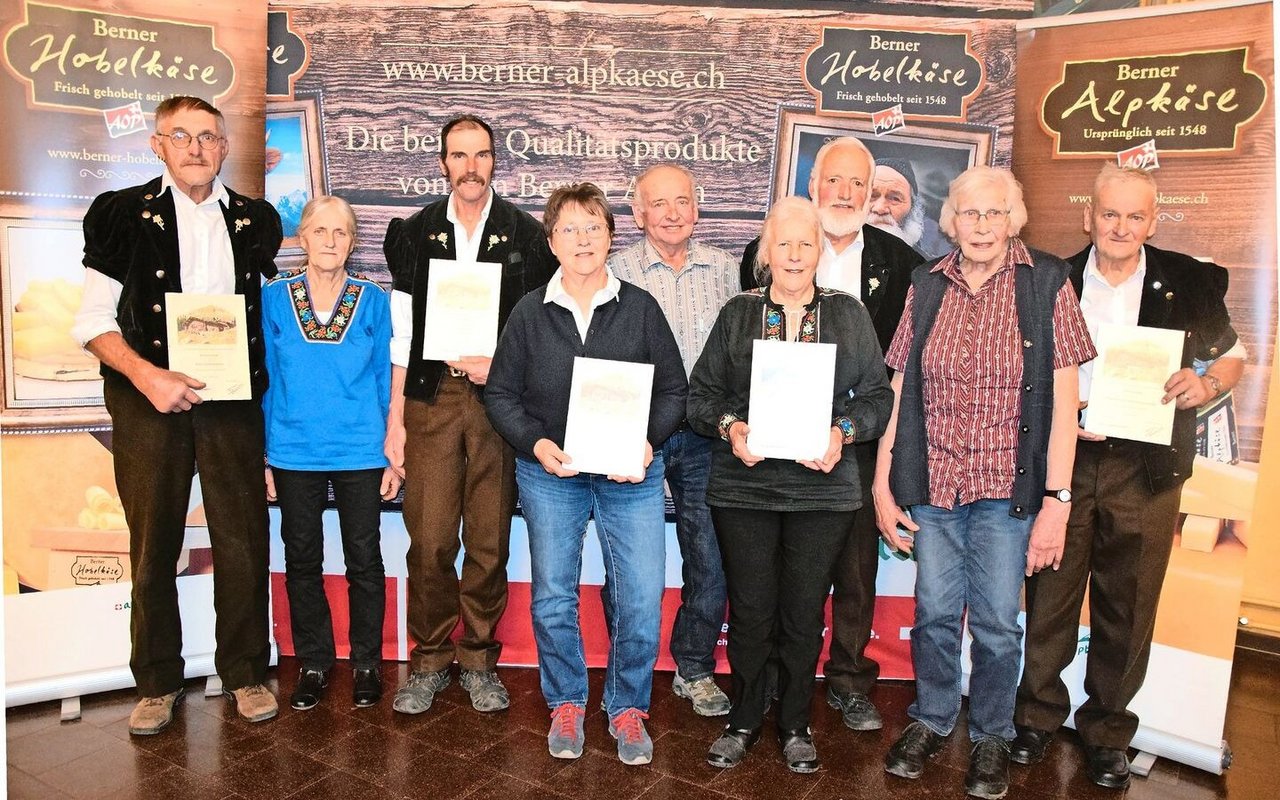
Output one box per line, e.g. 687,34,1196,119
762,301,818,343
289,273,366,343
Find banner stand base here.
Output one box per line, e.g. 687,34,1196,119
60,696,81,722
1131,750,1157,777
204,674,224,698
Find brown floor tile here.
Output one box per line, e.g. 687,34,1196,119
308,724,436,783
466,773,572,800
281,769,385,800
213,744,335,798
7,719,120,774
35,737,175,798
6,766,73,800
7,652,1278,800
95,766,237,800
475,725,575,786
378,746,496,800
545,749,663,798
638,775,733,800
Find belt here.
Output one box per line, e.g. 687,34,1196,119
447,366,467,378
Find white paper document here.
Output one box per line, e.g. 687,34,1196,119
563,357,654,477
747,339,837,460
165,293,252,401
421,259,501,361
1082,322,1185,445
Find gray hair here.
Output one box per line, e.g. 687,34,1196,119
939,166,1028,239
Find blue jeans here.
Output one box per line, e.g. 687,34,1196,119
516,452,666,716
909,499,1032,741
664,428,726,680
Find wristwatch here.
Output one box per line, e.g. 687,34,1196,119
1044,488,1072,503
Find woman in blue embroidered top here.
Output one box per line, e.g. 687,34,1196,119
262,195,398,711
687,197,893,774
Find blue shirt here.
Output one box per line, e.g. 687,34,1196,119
262,270,391,470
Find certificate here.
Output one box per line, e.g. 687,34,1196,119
563,357,654,477
165,293,251,401
747,339,837,460
421,259,501,361
1082,322,1184,445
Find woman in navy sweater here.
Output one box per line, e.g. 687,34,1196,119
262,195,399,711
485,183,686,767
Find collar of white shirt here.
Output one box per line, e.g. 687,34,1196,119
1083,244,1147,288
161,170,229,210
543,265,622,307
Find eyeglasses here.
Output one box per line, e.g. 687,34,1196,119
554,223,608,239
155,130,224,150
954,208,1010,228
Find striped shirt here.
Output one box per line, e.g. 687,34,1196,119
885,238,1095,508
609,238,740,377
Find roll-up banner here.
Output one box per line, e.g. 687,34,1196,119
0,0,271,706
1014,0,1274,775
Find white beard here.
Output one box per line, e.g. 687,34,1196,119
868,204,925,247
819,205,865,239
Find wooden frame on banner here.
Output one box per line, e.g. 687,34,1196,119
770,106,999,205
0,217,110,427
265,96,327,254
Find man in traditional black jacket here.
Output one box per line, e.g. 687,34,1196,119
383,115,556,715
73,96,282,734
1012,164,1244,789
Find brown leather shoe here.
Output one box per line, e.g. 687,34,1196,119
128,688,184,735
227,683,279,723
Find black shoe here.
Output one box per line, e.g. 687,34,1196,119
353,667,382,707
826,685,883,731
778,728,820,774
965,737,1011,799
290,668,327,711
1084,745,1131,789
1010,724,1052,765
706,727,761,769
884,721,945,779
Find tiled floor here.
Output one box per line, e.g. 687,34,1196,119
6,647,1276,799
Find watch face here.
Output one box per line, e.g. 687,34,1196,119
1046,488,1071,503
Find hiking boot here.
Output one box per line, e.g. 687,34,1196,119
392,668,451,715
885,720,945,779
965,736,1011,799
460,669,510,712
673,672,731,717
826,685,883,731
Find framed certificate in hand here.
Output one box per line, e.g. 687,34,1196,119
747,339,837,460
165,293,251,401
563,357,654,478
421,259,501,361
1082,322,1184,445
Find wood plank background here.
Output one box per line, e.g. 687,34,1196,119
1014,2,1275,462
277,0,1018,273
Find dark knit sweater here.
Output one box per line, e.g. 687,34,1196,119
485,280,688,459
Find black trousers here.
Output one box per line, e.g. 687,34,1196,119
1015,439,1181,749
823,440,881,694
712,506,853,732
105,373,270,697
272,467,386,671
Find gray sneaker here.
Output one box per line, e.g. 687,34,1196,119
548,703,586,759
672,672,731,717
460,669,510,712
392,668,451,715
608,708,654,765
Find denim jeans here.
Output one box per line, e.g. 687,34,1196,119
908,499,1032,741
664,428,726,680
272,467,386,671
516,452,666,715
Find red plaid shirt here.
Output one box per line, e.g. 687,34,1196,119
885,239,1095,508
